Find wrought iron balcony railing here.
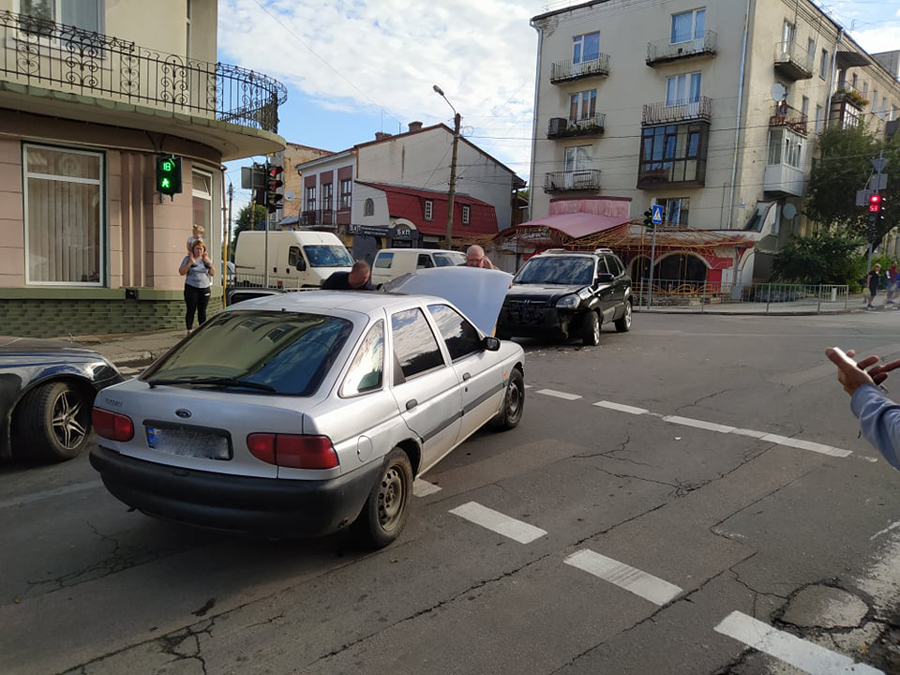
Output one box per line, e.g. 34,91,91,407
642,96,711,125
0,10,287,133
832,82,869,110
301,209,337,227
646,31,717,66
547,114,605,139
550,54,610,83
543,169,601,192
774,40,814,80
769,101,808,135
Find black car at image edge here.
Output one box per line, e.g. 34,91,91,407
496,248,633,345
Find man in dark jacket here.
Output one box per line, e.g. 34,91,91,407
322,260,375,290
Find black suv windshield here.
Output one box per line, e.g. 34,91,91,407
514,257,595,285
144,311,353,395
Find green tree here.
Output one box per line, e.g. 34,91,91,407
230,203,267,258
771,230,864,285
806,124,898,244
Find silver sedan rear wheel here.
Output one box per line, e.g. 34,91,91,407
355,448,413,549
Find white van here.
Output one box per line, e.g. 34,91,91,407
233,231,354,288
371,248,466,286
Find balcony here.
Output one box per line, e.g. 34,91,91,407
543,169,601,193
547,114,605,139
763,163,805,197
642,97,711,126
0,10,287,159
646,31,717,66
774,41,814,80
301,209,337,228
831,83,869,110
550,54,610,84
769,101,808,136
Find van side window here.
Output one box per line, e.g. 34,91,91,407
288,246,305,270
417,254,434,269
375,252,394,269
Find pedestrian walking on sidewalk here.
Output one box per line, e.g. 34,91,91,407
179,239,216,333
887,261,899,306
864,264,881,309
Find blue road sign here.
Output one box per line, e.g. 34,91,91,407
651,204,664,224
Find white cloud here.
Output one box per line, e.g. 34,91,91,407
218,0,540,178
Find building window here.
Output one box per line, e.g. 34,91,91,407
185,0,191,59
192,169,212,243
322,182,333,210
807,37,815,59
883,97,888,114
364,197,374,216
340,179,352,208
572,32,600,64
638,122,708,186
671,8,705,44
306,186,316,213
782,20,795,46
24,144,103,285
767,127,803,168
654,197,690,226
569,90,597,122
666,72,701,105
462,205,470,225
564,145,592,172
801,96,809,120
19,0,103,33
424,199,433,221
815,104,824,132
820,49,828,79
851,73,858,89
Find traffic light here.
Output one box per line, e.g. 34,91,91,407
643,209,654,227
155,155,182,197
869,193,883,213
265,164,283,214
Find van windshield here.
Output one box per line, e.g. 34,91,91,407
433,252,466,267
303,245,354,268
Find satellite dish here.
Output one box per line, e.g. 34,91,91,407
771,83,787,101
782,203,797,219
284,190,295,201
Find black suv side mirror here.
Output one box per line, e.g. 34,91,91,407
596,272,614,283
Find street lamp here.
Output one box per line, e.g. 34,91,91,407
434,84,461,250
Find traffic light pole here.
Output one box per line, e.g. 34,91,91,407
647,225,658,309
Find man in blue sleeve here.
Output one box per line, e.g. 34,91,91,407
826,346,900,471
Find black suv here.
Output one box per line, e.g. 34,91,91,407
497,248,633,345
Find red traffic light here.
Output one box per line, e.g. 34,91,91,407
266,164,283,191
869,193,883,212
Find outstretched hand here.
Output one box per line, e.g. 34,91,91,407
826,347,900,396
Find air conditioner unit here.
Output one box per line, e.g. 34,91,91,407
548,118,568,136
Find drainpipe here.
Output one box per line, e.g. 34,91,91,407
528,18,543,224
728,0,753,229
825,27,844,126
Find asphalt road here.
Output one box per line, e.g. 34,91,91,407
2,311,900,675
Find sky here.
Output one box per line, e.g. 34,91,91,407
216,0,900,212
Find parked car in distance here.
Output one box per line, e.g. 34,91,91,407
0,336,123,462
90,284,525,548
497,248,633,345
371,248,467,287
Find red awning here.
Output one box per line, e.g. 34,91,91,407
515,212,631,240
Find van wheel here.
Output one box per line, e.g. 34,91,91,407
354,448,413,549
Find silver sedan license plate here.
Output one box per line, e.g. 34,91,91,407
146,426,230,460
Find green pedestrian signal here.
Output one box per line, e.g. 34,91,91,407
156,155,182,197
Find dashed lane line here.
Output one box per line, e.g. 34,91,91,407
714,611,884,675
0,480,103,509
564,549,683,606
535,389,583,401
449,501,547,544
593,400,852,459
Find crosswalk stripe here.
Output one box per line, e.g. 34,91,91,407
564,549,682,606
535,388,582,401
413,479,442,497
449,501,546,544
715,611,883,675
594,400,649,415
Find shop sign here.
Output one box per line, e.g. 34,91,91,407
349,223,389,237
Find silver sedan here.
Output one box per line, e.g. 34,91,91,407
90,288,525,548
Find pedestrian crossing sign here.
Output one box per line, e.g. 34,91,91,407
651,204,664,224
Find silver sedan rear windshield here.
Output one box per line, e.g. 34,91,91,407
143,311,353,396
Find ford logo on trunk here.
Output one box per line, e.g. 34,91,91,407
175,409,192,419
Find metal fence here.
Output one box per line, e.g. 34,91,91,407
633,279,850,313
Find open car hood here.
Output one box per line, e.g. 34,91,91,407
384,267,513,336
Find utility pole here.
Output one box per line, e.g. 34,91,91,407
445,112,460,250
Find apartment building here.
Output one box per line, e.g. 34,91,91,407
529,0,900,284
0,1,286,337
293,122,525,262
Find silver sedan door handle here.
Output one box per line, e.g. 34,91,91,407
462,373,471,381
406,399,418,411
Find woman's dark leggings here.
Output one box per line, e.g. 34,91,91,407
184,284,211,330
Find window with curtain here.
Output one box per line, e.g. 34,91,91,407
24,144,103,285
192,169,212,246
572,32,600,64
666,72,701,105
20,0,103,33
565,145,592,172
671,8,704,44
569,90,597,122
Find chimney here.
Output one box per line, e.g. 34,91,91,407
408,121,423,133
374,131,393,141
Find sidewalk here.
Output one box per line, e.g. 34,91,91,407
635,294,864,316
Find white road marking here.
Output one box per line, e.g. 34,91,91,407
732,428,769,439
535,389,582,401
564,549,682,606
449,502,547,544
663,415,736,434
0,480,103,509
759,434,852,458
594,401,649,415
524,384,533,389
870,520,900,541
714,611,883,675
412,479,442,497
